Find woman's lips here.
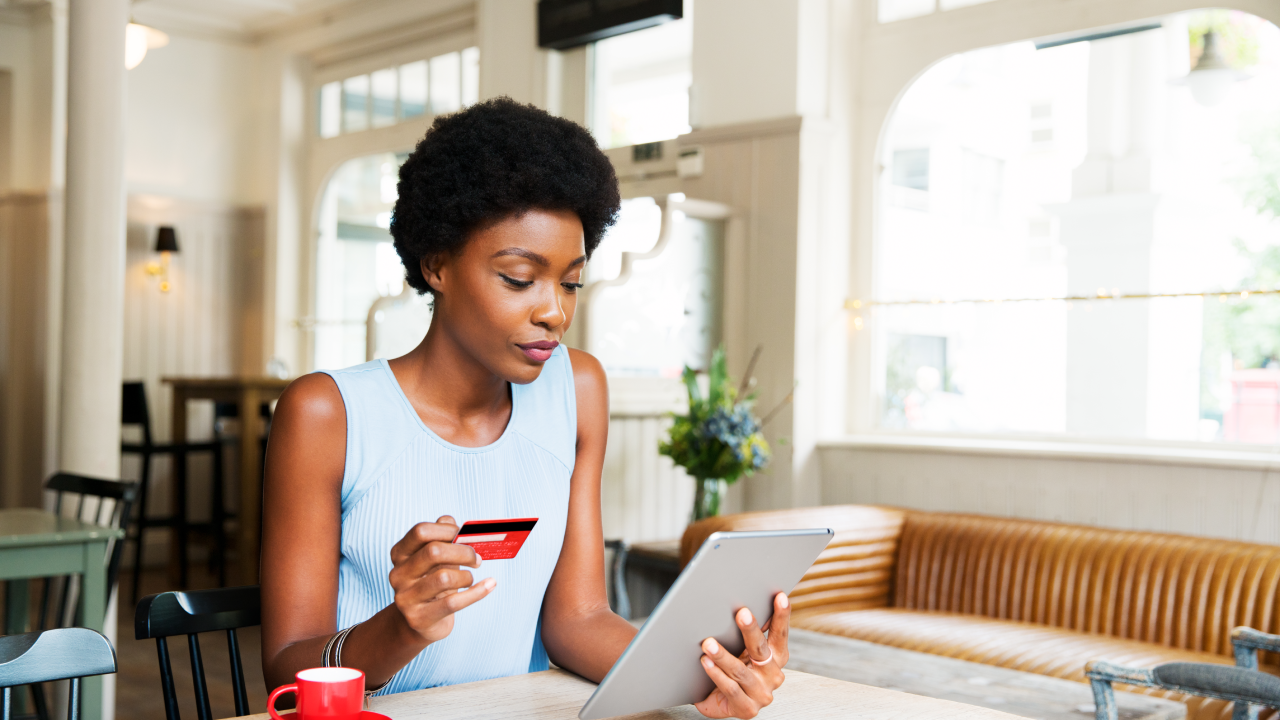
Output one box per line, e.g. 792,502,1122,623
517,340,559,363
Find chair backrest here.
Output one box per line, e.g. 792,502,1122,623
135,586,261,720
43,473,138,607
0,628,116,720
893,511,1280,658
121,381,153,445
681,505,906,613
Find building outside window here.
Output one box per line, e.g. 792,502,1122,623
873,10,1280,445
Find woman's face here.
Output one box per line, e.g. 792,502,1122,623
423,208,587,385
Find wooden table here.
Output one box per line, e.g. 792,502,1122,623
0,508,123,720
225,667,1024,719
163,376,291,585
787,629,1185,720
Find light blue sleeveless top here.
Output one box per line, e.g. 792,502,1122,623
319,345,575,694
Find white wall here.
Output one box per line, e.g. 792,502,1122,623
820,437,1280,545
690,0,799,128
125,35,262,204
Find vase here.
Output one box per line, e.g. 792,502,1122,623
692,478,726,522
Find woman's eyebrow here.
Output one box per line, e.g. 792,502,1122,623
492,248,549,265
492,248,587,268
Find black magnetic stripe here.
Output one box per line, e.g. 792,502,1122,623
457,520,537,534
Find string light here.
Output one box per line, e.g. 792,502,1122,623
844,287,1279,328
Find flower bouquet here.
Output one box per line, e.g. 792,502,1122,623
659,346,779,521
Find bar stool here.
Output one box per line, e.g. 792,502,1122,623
121,381,225,604
209,401,273,585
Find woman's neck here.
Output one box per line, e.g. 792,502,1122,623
387,321,511,444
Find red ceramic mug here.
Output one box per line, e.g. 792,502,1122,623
268,667,365,720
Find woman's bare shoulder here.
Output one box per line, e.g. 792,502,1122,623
267,373,346,485
275,372,345,426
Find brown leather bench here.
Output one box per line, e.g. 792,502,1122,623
681,505,1280,720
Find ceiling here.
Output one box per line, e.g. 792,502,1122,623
129,0,356,40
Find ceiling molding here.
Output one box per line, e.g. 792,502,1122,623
308,5,474,68
249,0,473,49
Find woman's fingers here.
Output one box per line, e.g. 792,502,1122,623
389,517,462,566
736,608,771,665
396,576,496,642
767,593,792,667
392,532,481,587
695,650,752,719
702,638,772,709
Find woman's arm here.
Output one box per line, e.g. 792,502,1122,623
539,349,639,679
541,350,792,719
260,374,492,690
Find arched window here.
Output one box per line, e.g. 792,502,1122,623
312,152,431,370
872,10,1280,444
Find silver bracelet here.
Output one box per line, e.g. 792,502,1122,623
331,624,393,697
321,630,342,667
332,625,357,668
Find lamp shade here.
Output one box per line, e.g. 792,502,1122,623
155,226,179,253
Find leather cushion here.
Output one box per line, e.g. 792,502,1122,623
793,608,1278,720
894,512,1280,659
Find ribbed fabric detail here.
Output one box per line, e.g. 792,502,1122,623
319,345,576,694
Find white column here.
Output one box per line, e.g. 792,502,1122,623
60,0,128,477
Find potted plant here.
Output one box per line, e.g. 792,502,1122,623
659,347,779,521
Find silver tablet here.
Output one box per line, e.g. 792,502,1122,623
579,528,833,720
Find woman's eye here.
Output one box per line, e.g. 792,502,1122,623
500,274,534,289
562,282,584,293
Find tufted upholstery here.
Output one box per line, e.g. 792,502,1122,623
681,506,1280,720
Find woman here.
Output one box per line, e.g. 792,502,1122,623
260,98,790,719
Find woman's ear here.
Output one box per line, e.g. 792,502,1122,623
421,254,446,294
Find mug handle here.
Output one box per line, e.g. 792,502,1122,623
267,684,297,720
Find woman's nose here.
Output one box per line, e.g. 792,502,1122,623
532,287,567,329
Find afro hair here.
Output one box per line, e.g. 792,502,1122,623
390,97,621,295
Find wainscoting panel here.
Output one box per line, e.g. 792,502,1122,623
123,195,265,566
0,191,55,509
601,377,698,543
818,438,1280,545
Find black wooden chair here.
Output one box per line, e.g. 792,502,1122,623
135,585,260,720
121,381,225,603
0,628,116,720
22,474,137,720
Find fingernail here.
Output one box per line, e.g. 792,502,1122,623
704,638,720,654
778,593,789,609
702,656,713,669
484,578,496,590
738,608,753,625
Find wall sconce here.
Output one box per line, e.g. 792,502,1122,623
144,226,179,292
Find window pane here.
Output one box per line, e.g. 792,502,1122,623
872,12,1280,445
462,46,480,107
342,74,369,133
589,198,724,376
399,61,427,120
370,68,397,128
592,16,691,148
319,81,341,138
429,52,462,115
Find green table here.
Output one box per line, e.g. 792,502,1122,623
0,508,123,720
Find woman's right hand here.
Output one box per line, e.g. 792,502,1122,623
388,515,496,646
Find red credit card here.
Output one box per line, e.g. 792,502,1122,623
453,518,538,560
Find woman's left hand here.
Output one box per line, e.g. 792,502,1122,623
694,592,791,719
